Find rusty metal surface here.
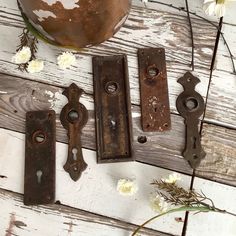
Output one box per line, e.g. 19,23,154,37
93,55,133,163
18,0,131,48
60,83,88,181
176,72,206,169
24,110,56,205
138,48,171,132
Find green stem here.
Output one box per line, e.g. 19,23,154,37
132,206,211,236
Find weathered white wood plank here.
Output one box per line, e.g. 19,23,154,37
205,21,236,128
0,189,169,236
0,128,192,235
147,0,218,21
196,123,236,186
186,177,236,236
0,0,216,114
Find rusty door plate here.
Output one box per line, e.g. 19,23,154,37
24,110,56,205
138,48,171,132
93,55,133,163
60,83,88,182
176,72,206,168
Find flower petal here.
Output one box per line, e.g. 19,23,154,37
27,59,44,73
57,52,76,70
215,3,226,17
12,46,31,64
117,179,138,196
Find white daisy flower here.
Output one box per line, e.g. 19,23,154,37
150,195,169,213
161,172,181,184
27,59,44,73
117,179,138,196
57,52,76,70
12,46,31,64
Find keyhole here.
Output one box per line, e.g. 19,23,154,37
192,137,197,149
72,148,78,161
36,170,43,184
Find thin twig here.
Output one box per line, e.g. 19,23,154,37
210,17,223,71
147,0,236,74
185,0,194,70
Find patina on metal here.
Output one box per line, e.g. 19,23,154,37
93,55,133,163
176,72,206,169
17,0,131,49
138,48,171,132
24,110,56,205
60,83,88,181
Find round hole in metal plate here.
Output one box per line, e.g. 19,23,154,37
147,65,159,78
33,131,46,144
68,110,79,123
185,98,198,111
105,81,119,95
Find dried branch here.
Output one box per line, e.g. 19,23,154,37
16,27,38,72
185,0,194,70
133,180,236,235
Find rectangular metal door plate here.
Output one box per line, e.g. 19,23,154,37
138,48,171,132
93,55,133,163
24,110,56,205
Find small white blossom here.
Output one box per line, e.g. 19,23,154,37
12,46,31,64
214,1,226,17
141,0,148,3
57,52,76,70
161,172,181,184
203,0,236,17
27,59,44,73
203,0,217,16
117,179,138,196
150,195,169,213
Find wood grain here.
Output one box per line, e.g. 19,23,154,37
0,189,171,236
205,23,236,129
186,177,236,236
0,128,192,235
196,123,236,186
0,73,192,174
0,0,216,114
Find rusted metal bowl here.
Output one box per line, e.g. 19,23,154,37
18,0,131,49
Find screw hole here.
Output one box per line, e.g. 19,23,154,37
164,123,168,128
193,154,198,160
138,136,147,144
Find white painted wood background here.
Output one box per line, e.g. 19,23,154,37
0,0,236,236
